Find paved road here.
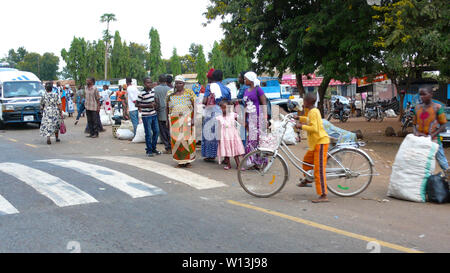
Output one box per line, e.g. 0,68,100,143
0,121,448,253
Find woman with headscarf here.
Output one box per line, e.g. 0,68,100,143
166,76,197,168
40,82,62,145
201,69,232,163
243,71,267,166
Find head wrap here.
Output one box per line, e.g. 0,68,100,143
174,75,186,83
244,71,261,87
207,68,215,79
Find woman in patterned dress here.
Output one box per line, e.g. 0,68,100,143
243,72,268,166
40,82,62,145
166,76,197,168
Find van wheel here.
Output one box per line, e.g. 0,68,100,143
0,121,5,130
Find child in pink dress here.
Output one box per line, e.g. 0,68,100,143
217,100,246,170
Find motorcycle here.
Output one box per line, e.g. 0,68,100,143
401,104,415,133
364,105,386,122
327,105,350,122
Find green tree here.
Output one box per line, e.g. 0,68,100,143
110,31,124,78
180,54,196,74
61,37,89,84
5,47,28,68
170,48,182,77
209,41,224,71
196,45,208,85
100,13,117,80
372,0,450,114
39,53,60,80
149,27,165,81
189,43,202,58
206,0,379,113
128,42,148,83
17,53,41,78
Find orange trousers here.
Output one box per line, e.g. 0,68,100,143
303,144,329,196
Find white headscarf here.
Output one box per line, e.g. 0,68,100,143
174,75,185,83
244,71,261,87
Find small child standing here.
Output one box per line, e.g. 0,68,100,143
216,100,245,170
296,93,330,203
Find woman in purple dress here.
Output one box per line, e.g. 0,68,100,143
243,72,268,166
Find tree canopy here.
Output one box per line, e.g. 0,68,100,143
205,0,379,112
149,27,165,81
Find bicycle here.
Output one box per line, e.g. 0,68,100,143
237,113,376,198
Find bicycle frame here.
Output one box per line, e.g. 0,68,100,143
260,114,374,181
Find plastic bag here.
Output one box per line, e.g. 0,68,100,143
100,112,112,126
385,109,397,118
388,135,439,202
270,119,297,145
116,129,134,140
426,174,450,204
132,123,145,143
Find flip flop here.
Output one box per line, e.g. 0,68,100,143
311,198,330,203
224,166,231,170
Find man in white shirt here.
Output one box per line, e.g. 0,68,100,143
126,78,139,135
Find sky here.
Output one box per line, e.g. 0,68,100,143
0,0,224,64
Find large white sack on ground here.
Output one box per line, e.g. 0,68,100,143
132,123,145,143
388,134,439,202
116,129,134,140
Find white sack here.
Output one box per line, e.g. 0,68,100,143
386,109,397,118
116,129,134,140
132,123,145,143
388,134,439,202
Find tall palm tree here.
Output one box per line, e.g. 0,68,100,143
100,13,117,80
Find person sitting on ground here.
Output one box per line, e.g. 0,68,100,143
413,86,450,179
295,92,330,203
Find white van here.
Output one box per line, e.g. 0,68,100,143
0,69,44,128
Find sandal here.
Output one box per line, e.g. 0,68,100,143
311,198,329,203
224,166,231,170
296,179,312,188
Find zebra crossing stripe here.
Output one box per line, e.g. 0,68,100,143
91,156,228,190
39,159,166,198
0,163,98,208
0,194,19,215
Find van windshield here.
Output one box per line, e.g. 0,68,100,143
3,81,44,98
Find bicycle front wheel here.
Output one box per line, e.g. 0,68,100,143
238,150,289,198
326,148,373,197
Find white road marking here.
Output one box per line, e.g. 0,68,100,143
91,156,228,190
39,159,166,198
0,163,98,208
0,194,19,215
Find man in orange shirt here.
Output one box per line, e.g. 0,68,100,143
115,84,127,113
296,92,330,203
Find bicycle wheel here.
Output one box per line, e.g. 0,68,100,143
326,148,373,197
238,150,289,198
